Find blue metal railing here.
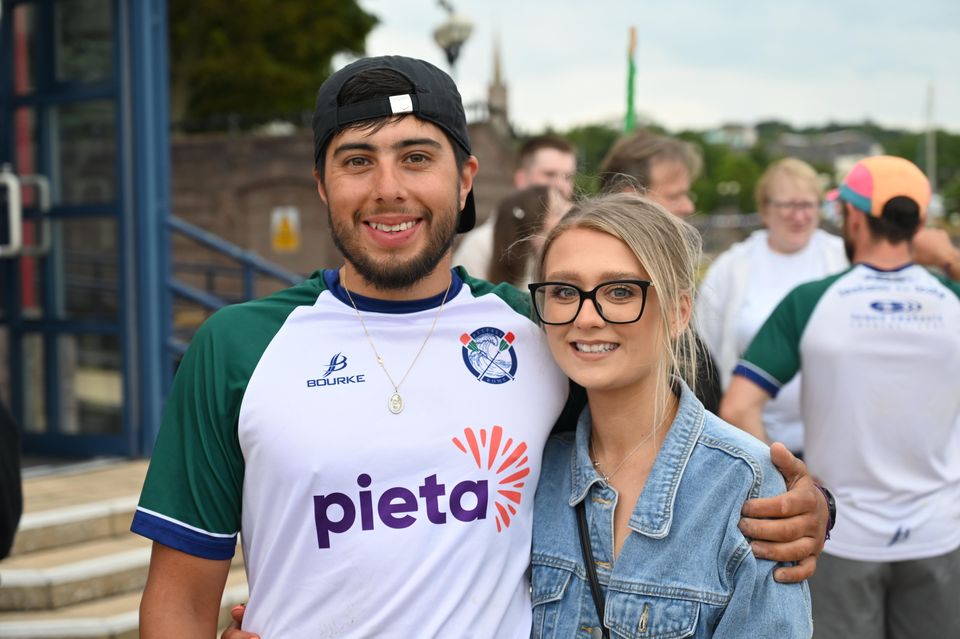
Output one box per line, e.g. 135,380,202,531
166,215,304,355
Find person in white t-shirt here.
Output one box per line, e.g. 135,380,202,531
721,156,960,639
697,158,847,455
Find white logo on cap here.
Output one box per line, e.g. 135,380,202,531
389,94,414,115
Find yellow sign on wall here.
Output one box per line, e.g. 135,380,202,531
271,206,301,253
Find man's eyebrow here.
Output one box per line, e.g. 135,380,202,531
332,142,375,156
331,138,443,157
393,138,443,150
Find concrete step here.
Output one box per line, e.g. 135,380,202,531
11,497,138,559
0,536,152,611
12,461,149,557
0,565,248,639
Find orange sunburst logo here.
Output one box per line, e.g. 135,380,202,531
452,426,530,532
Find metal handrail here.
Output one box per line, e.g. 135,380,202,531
166,215,305,354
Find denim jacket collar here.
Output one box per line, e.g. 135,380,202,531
567,382,706,539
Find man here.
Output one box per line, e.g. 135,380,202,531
599,129,699,217
133,56,827,638
453,134,576,278
721,156,960,638
599,129,723,411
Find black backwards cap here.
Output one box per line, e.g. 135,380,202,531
312,55,477,233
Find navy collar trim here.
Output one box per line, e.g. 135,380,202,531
857,262,914,273
323,268,463,314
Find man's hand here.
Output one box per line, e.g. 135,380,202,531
221,604,259,639
739,443,828,584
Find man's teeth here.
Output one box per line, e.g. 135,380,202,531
575,342,618,353
370,221,416,232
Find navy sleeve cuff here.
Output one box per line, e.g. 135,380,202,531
732,363,781,398
131,509,237,560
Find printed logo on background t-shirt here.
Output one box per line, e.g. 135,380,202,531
312,425,530,548
459,327,518,384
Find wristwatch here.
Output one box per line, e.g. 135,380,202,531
815,484,836,540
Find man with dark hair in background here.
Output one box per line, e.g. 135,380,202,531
721,156,960,639
454,134,576,278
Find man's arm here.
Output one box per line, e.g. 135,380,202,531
140,542,232,638
719,375,771,442
912,227,960,280
721,376,828,584
740,443,828,584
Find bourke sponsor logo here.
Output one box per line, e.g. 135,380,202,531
312,426,530,549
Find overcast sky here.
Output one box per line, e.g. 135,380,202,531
347,0,960,134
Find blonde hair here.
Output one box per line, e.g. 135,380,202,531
536,192,703,423
754,157,822,212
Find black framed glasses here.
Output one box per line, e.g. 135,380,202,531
527,280,653,325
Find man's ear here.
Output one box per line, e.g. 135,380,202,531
313,168,328,205
459,156,480,210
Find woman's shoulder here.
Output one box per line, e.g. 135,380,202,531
692,412,786,499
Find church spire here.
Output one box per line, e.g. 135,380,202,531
487,35,509,138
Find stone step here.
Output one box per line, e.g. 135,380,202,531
11,497,138,558
0,536,152,611
12,460,149,557
0,565,248,639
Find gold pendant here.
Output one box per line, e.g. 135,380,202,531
388,392,404,415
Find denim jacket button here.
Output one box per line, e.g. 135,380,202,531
590,627,604,639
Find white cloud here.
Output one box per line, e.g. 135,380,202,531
356,0,960,132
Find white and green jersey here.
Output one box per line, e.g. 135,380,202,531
736,264,960,562
132,268,568,638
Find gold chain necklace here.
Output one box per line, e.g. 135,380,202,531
342,272,452,415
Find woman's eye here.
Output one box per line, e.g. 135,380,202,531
604,285,637,301
549,286,580,302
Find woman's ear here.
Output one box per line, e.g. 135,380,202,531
672,291,693,339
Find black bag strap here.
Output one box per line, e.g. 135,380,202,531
576,500,610,639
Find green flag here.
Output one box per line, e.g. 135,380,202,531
625,26,637,133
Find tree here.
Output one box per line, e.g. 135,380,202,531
169,0,377,126
563,124,621,195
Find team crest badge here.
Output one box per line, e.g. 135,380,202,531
460,327,518,384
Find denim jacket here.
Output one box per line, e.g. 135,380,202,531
531,383,812,638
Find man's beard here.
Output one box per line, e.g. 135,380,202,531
844,237,855,263
329,203,459,291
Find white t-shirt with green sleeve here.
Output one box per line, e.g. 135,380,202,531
132,268,568,638
736,263,960,562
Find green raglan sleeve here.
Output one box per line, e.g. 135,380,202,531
130,307,250,559
131,276,323,559
734,270,848,398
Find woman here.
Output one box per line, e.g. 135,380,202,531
696,158,846,455
487,185,569,288
529,193,811,638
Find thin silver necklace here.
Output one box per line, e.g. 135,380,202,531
342,271,452,415
589,428,658,483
